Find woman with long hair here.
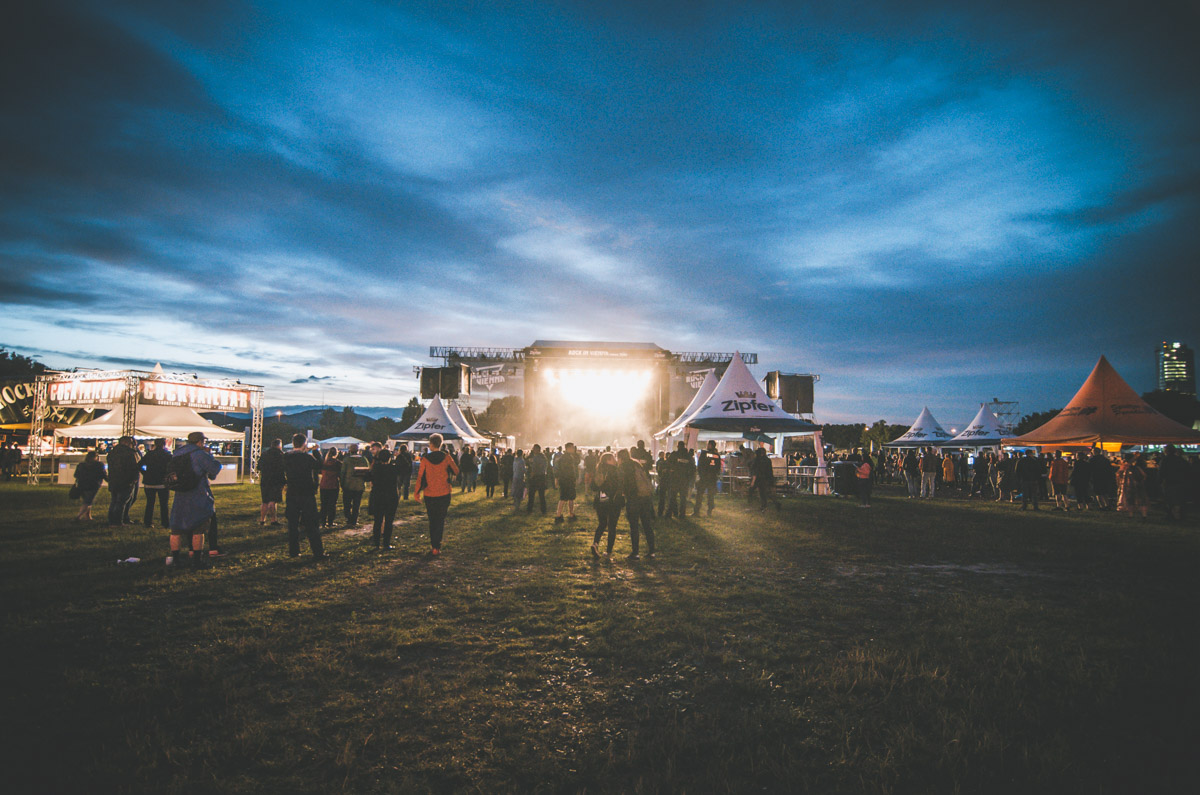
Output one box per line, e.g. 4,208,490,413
590,452,623,558
319,448,341,529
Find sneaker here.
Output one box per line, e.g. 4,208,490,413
208,549,226,557
554,516,564,524
647,552,656,559
627,553,639,560
590,544,600,558
431,548,440,556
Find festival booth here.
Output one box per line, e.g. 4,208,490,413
658,353,823,494
1003,356,1200,449
885,407,953,448
446,400,501,448
390,395,488,447
945,404,1007,449
29,366,264,484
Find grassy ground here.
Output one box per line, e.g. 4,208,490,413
1,480,1197,794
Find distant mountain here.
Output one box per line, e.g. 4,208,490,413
207,405,410,424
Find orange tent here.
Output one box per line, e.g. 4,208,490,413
1004,356,1200,447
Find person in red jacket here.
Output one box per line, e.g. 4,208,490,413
415,432,460,556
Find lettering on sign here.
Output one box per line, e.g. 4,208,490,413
471,365,506,390
47,379,126,406
1059,406,1097,417
140,380,251,411
721,399,776,415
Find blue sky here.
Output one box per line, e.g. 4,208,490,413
1,0,1197,426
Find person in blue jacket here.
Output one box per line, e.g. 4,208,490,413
167,432,222,568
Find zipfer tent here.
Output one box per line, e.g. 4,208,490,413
885,407,953,447
946,404,1006,447
665,353,819,435
1003,356,1200,447
655,370,720,439
54,405,244,441
445,400,490,443
391,395,486,444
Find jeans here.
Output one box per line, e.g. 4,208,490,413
694,480,717,515
425,494,451,550
1021,479,1040,510
905,471,920,497
592,498,622,554
143,486,170,527
526,484,547,513
108,483,135,525
286,492,324,556
319,487,339,527
626,496,655,555
343,489,364,525
921,472,937,498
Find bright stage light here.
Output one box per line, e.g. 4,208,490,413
549,368,653,420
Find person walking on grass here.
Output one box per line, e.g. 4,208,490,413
258,438,285,526
1016,448,1045,511
282,434,326,559
619,447,656,559
340,443,368,526
367,448,400,550
481,451,499,497
902,449,920,498
167,432,222,569
526,444,549,514
139,439,172,528
511,449,527,509
415,433,459,556
554,442,581,524
855,453,873,507
590,452,623,558
749,448,780,511
106,435,139,527
919,447,938,499
319,448,341,529
395,443,414,500
1048,451,1071,511
693,440,721,516
73,450,106,522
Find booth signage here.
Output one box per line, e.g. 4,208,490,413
47,379,126,407
140,380,251,411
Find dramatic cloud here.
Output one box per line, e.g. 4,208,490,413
1,0,1197,424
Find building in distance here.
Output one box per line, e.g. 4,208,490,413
1158,341,1195,396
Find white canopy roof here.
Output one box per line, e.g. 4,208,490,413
655,370,719,439
54,405,244,441
677,353,819,434
886,407,953,447
391,395,485,442
446,401,489,443
947,405,1006,447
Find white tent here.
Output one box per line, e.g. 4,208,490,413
946,405,1006,447
391,395,485,443
885,407,953,447
677,353,820,434
654,370,720,439
54,405,244,441
446,401,489,443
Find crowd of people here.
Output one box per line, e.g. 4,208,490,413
45,430,1200,570
822,445,1199,519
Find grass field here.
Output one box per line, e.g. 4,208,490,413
1,480,1197,794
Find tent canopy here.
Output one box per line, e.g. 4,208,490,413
390,395,486,443
1004,356,1200,446
317,436,367,447
445,401,489,443
54,405,244,441
675,353,819,434
886,407,953,447
655,369,719,439
946,404,1006,447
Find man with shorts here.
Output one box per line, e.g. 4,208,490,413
167,432,222,569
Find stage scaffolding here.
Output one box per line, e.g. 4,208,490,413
27,369,264,484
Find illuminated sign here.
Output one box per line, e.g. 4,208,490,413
140,380,251,411
471,365,506,390
47,379,126,406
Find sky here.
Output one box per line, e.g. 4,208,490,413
2,0,1197,427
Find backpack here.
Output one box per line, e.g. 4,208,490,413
631,464,654,498
164,452,200,492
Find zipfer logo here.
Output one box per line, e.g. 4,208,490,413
722,398,774,414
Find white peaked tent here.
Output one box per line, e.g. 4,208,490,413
446,401,489,444
947,405,1006,447
655,370,720,439
54,405,244,441
886,407,953,447
677,353,819,434
391,395,484,443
